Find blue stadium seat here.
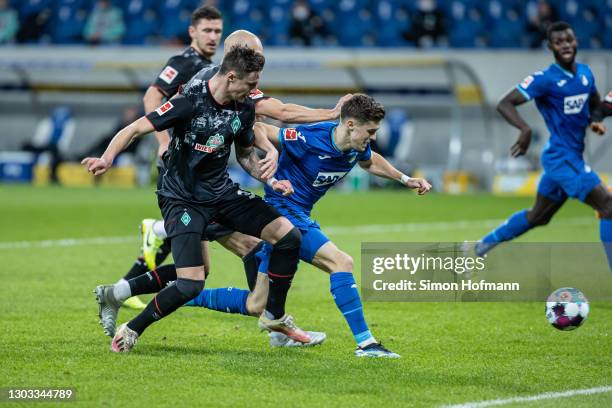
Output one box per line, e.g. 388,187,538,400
449,7,486,48
233,9,266,39
9,0,611,49
336,7,372,47
485,0,524,24
231,0,254,20
267,4,291,46
374,0,409,47
603,12,612,48
19,0,52,18
122,0,158,45
487,12,524,48
442,0,482,16
50,0,90,44
157,0,190,41
309,0,334,14
555,0,581,23
572,7,602,49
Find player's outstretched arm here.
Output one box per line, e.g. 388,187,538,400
359,152,432,195
252,122,280,180
81,117,154,176
235,142,293,196
253,122,281,149
255,94,352,123
497,88,532,157
143,86,171,158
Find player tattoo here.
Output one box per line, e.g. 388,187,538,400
235,144,265,182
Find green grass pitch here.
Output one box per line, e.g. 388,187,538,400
1,185,610,407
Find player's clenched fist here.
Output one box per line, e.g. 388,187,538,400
81,157,111,176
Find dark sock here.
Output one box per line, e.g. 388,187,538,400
265,228,301,319
242,241,264,291
122,256,148,281
128,264,177,296
128,278,204,335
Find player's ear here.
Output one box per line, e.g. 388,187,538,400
188,25,196,41
227,71,236,83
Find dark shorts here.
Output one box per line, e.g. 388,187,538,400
158,187,281,241
204,221,235,241
156,161,165,191
157,162,236,243
158,188,281,268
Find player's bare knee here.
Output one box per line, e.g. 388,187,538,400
323,251,353,272
336,252,354,272
261,217,295,243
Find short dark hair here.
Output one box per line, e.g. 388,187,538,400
218,45,265,78
547,21,572,41
191,5,222,26
340,94,386,124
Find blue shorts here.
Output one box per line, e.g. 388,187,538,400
538,147,601,203
256,201,330,272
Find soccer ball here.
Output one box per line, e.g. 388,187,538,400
545,288,589,331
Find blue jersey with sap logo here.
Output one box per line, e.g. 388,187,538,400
515,62,597,154
264,122,372,212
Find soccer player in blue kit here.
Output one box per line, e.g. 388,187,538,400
187,94,432,357
473,22,611,269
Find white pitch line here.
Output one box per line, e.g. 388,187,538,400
0,236,136,250
0,217,594,250
440,385,612,408
325,216,593,235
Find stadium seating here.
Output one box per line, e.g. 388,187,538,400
2,0,608,48
121,0,158,45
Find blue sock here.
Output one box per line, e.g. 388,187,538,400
600,219,612,272
482,210,532,244
184,288,250,316
330,272,373,345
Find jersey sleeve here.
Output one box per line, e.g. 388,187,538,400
278,127,310,159
145,95,194,132
236,127,255,147
235,111,255,147
151,56,195,97
248,88,269,104
358,144,372,162
516,71,548,100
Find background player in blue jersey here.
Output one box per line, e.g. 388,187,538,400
473,22,612,270
187,94,432,357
